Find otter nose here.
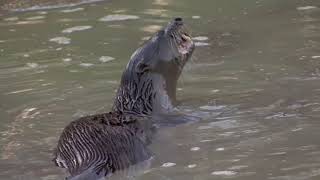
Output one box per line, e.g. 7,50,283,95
174,17,183,22
174,17,183,26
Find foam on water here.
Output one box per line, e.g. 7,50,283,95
62,26,92,33
99,14,140,22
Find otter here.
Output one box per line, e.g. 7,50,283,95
53,18,195,180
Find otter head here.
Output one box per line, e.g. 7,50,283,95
113,18,194,115
135,17,194,74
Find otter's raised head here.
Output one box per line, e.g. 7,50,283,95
113,18,194,115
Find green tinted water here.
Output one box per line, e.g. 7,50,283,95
1,0,320,179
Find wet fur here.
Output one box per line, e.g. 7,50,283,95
53,18,194,179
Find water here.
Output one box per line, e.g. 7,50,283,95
1,0,320,179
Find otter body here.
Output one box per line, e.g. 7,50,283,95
53,18,194,179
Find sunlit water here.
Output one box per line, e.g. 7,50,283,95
1,0,320,179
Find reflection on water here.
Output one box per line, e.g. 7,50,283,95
1,0,320,179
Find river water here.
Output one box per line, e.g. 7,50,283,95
1,0,320,179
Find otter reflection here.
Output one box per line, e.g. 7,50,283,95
53,18,195,180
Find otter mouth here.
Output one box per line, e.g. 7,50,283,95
166,18,194,55
177,32,193,55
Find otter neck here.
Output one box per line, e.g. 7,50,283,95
112,71,178,116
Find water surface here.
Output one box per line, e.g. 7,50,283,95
1,0,320,179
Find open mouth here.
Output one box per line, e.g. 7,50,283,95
165,18,195,55
178,32,193,55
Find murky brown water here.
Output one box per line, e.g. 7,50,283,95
1,0,320,179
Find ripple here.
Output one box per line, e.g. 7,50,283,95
211,170,237,176
267,152,287,156
192,36,209,41
11,0,103,12
99,56,115,63
216,147,225,151
15,20,44,25
141,25,162,33
265,112,298,120
297,6,318,11
5,89,33,95
62,26,92,33
62,58,72,62
187,164,197,168
194,42,210,47
228,165,248,170
25,16,46,20
60,7,84,13
143,9,167,16
4,17,19,21
211,120,239,129
26,63,39,68
161,162,176,167
99,14,140,22
199,105,226,111
79,63,94,67
36,11,48,15
49,37,71,44
190,147,200,151
192,16,201,19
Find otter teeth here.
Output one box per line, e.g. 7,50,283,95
181,34,191,42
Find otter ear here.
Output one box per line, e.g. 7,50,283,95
136,61,151,73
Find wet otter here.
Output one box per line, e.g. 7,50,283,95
53,18,195,179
